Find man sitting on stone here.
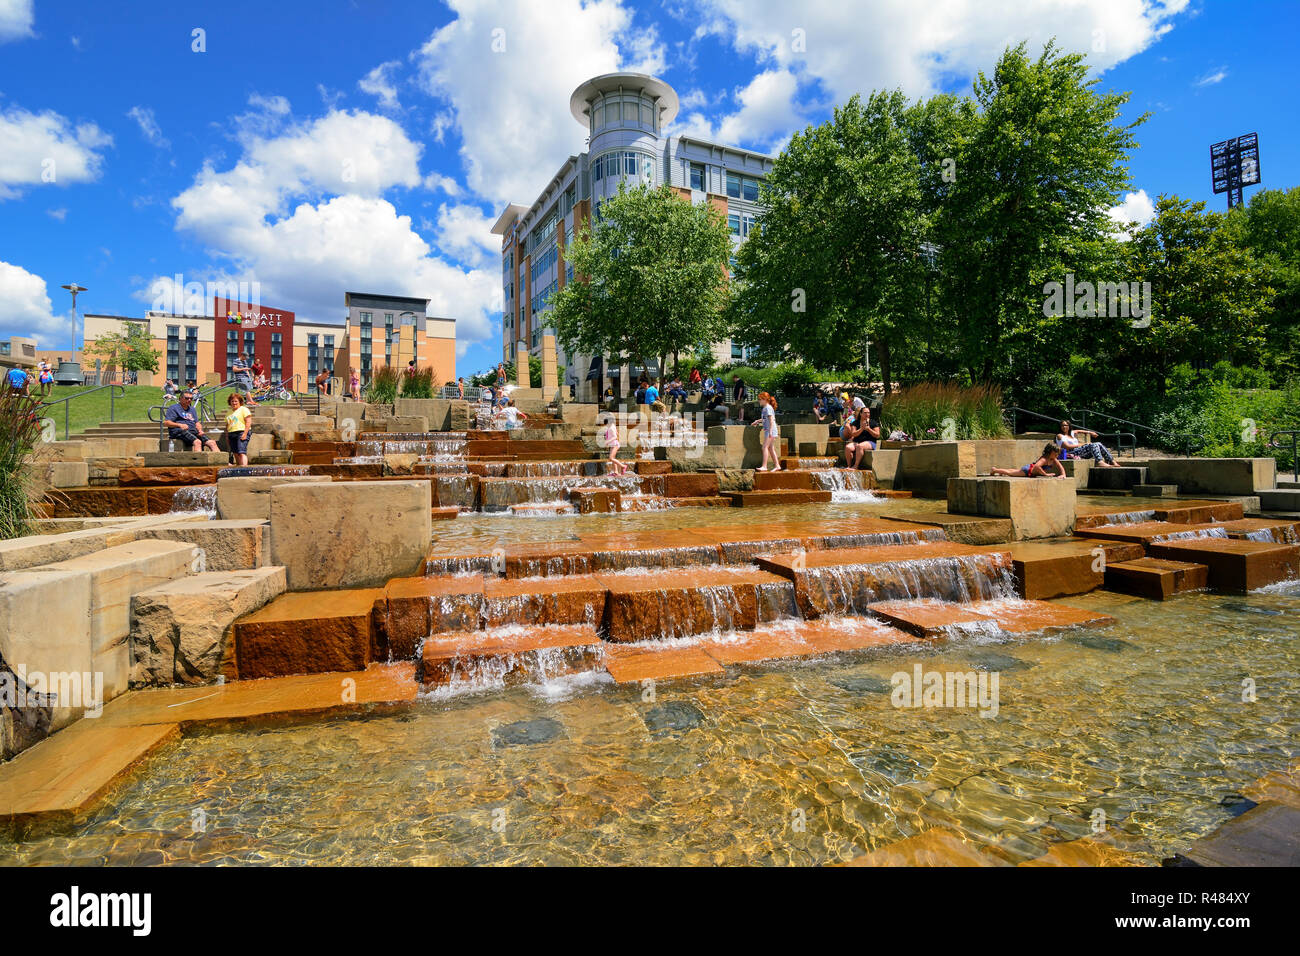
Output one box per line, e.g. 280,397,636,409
164,390,219,452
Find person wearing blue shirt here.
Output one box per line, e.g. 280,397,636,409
6,366,30,396
163,390,219,451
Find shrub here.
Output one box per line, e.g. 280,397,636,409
367,366,400,404
882,382,1011,440
401,366,438,399
1,390,44,540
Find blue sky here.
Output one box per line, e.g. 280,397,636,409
1,0,1296,377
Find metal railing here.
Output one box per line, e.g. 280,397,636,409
1271,430,1299,483
147,379,240,449
1005,405,1138,457
1069,407,1192,457
37,382,127,440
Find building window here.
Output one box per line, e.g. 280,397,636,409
323,335,334,368
360,311,372,327
728,213,741,237
690,163,705,191
270,332,282,358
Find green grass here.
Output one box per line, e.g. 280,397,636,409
34,384,245,437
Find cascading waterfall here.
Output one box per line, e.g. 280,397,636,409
1150,527,1229,543
1097,510,1157,526
799,554,1018,616
818,528,946,548
169,485,217,516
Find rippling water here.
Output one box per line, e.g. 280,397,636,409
2,578,1295,866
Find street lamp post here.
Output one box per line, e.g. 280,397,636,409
58,283,88,385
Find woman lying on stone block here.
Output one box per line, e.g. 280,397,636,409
990,443,1069,478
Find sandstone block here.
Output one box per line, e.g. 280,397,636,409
270,480,432,590
134,519,269,571
130,567,286,686
947,476,1076,540
216,474,325,521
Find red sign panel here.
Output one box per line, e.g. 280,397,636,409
214,297,296,382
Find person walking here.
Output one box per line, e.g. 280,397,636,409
6,365,30,397
750,391,782,471
602,417,628,476
37,360,53,398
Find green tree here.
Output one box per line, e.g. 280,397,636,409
548,183,733,390
730,90,930,393
1123,195,1275,391
85,321,160,375
935,41,1142,393
1226,186,1300,371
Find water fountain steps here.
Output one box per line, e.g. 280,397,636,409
725,490,834,507
756,543,1016,618
1218,518,1300,543
1004,539,1145,599
781,457,837,470
1075,500,1245,529
419,624,605,689
866,598,1116,638
1075,520,1227,546
602,567,792,643
233,588,382,679
1146,538,1300,594
118,466,224,486
43,485,184,518
1103,557,1210,600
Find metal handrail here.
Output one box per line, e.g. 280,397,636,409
1271,430,1299,483
1069,407,1195,457
37,383,127,441
148,379,239,448
1005,405,1138,457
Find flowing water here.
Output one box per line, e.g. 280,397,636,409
1,583,1294,866
167,485,217,516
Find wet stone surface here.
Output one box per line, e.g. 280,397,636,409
963,650,1033,672
830,675,895,695
1066,634,1138,653
492,718,565,748
641,700,705,735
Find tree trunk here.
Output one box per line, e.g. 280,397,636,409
879,339,892,397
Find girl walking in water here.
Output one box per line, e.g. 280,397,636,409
750,391,781,471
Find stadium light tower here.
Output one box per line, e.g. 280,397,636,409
1210,133,1262,210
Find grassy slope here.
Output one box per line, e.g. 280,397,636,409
34,384,244,437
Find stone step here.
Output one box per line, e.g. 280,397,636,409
1146,538,1300,594
1131,483,1179,496
1005,539,1145,599
866,598,1115,638
42,485,184,518
724,490,832,507
780,456,837,470
1075,520,1228,547
1259,488,1300,511
601,566,793,643
569,487,621,513
117,466,222,486
233,588,381,679
752,470,815,491
507,501,575,516
757,543,1013,617
483,575,608,628
1087,466,1148,490
1216,517,1300,543
1103,557,1209,600
418,624,605,689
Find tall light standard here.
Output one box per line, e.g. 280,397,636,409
59,283,88,385
1211,133,1262,210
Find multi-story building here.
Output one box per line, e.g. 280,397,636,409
338,292,456,388
492,72,774,400
75,291,457,390
0,336,39,373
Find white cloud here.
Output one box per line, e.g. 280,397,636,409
415,0,663,206
702,0,1191,102
162,101,500,354
0,105,112,199
359,60,403,110
1108,188,1156,236
127,105,170,148
0,0,34,43
46,207,67,221
434,203,499,268
424,172,462,196
716,69,800,149
0,260,64,340
1195,66,1227,87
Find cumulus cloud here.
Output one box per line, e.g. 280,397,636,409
701,0,1191,102
0,0,34,43
359,60,403,110
0,105,112,199
434,203,499,269
127,105,170,148
0,260,64,340
161,99,500,353
1108,188,1156,236
415,0,662,205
